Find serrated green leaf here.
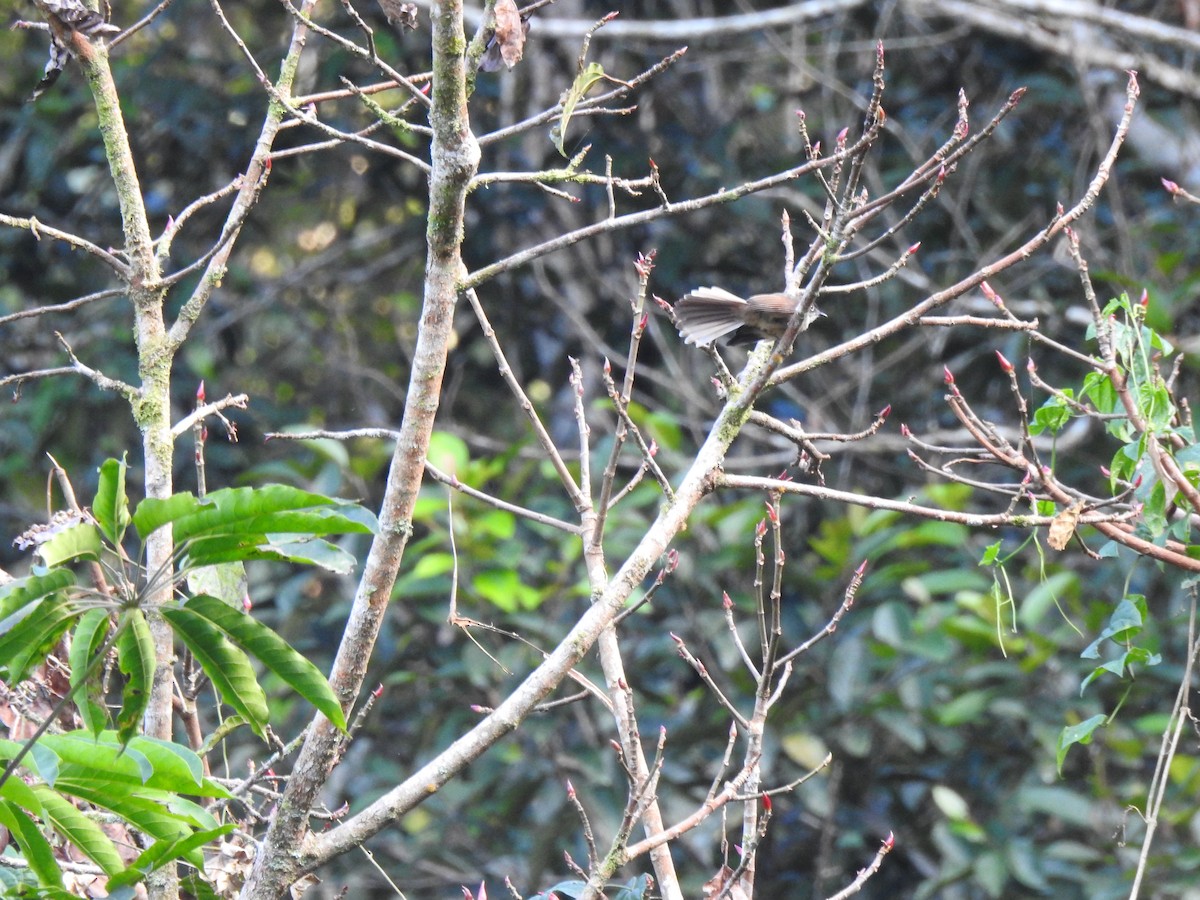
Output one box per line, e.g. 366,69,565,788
0,798,63,887
181,595,347,731
116,609,155,745
93,457,131,547
32,784,125,875
161,605,269,738
69,608,113,737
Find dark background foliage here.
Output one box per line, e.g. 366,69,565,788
4,0,1200,896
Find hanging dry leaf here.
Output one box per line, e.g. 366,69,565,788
377,0,418,31
702,865,751,900
478,0,528,72
1047,501,1084,551
493,0,524,68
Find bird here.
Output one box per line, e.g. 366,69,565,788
672,286,823,346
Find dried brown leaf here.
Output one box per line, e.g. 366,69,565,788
702,865,750,900
1047,501,1083,551
479,0,526,71
377,0,418,30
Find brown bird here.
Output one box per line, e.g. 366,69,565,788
672,286,823,346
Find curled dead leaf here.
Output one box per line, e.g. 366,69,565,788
479,0,528,72
702,864,750,900
1047,501,1084,551
377,0,418,31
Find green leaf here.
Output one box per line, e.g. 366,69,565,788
187,561,248,609
427,431,470,476
93,457,131,546
472,568,541,612
0,569,74,626
32,784,126,875
24,733,224,797
1056,715,1107,772
180,594,347,731
411,552,455,580
256,535,358,574
1081,597,1144,658
612,875,653,900
1030,396,1072,436
50,780,206,863
161,604,269,738
107,824,236,890
0,768,45,815
116,609,155,745
134,485,377,544
69,608,112,737
35,522,104,567
1018,571,1076,628
0,596,80,684
0,798,63,887
552,61,606,156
